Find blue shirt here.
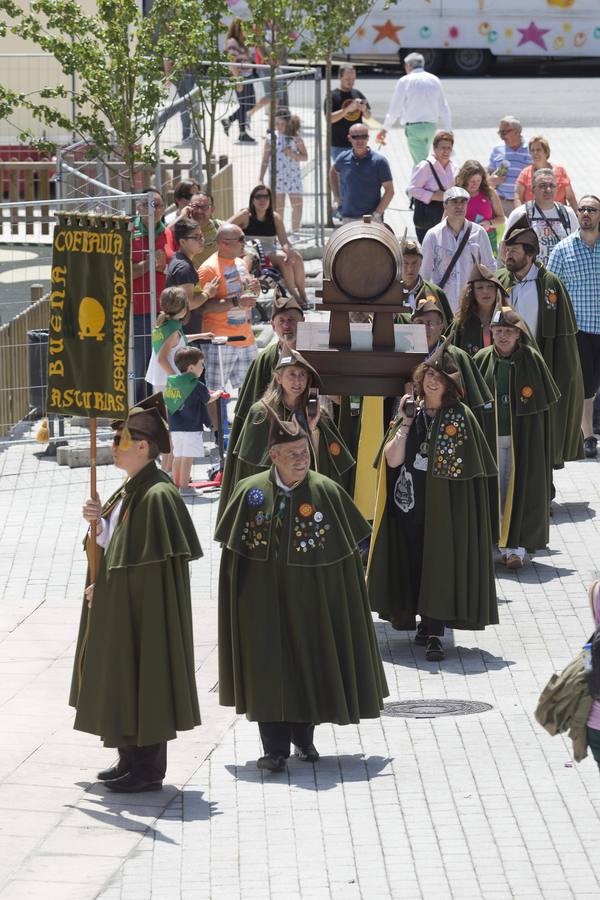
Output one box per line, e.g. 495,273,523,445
167,380,212,432
334,149,393,218
547,231,600,334
488,142,531,201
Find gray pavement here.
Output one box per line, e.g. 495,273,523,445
1,118,600,898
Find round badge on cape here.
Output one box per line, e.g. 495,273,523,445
247,488,265,507
329,441,341,457
299,503,314,518
314,511,323,523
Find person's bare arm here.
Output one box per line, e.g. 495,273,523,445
158,330,180,375
565,182,578,213
259,139,270,183
274,212,290,252
330,166,341,205
375,181,394,217
228,209,250,227
490,189,506,229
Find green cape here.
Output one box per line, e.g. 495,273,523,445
164,371,200,414
227,340,281,458
367,403,498,630
406,279,454,327
69,463,202,747
215,467,388,723
217,399,355,521
495,263,583,467
448,315,492,358
474,344,560,552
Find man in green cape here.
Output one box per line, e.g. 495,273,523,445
495,214,583,467
367,345,498,655
474,306,560,568
215,413,388,772
226,293,305,458
398,238,454,323
69,394,202,792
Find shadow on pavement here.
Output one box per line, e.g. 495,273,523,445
554,501,596,523
69,784,219,839
495,562,575,583
225,753,392,789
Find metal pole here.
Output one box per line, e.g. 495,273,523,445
154,113,162,192
314,67,325,247
147,191,157,334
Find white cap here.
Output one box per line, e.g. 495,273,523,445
443,186,469,203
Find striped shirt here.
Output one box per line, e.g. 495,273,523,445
487,142,531,201
547,231,600,334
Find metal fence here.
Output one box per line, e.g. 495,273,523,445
155,62,325,246
0,192,157,445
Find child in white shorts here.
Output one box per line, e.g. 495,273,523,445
164,346,213,492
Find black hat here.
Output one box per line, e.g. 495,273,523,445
263,404,309,449
271,291,305,318
111,392,171,454
274,346,322,389
490,304,530,338
423,340,465,397
467,255,508,295
503,213,540,255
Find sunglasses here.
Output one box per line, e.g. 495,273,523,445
113,432,143,446
254,193,270,200
578,206,600,214
350,134,369,140
222,236,245,243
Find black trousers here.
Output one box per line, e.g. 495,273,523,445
117,742,167,781
258,722,314,758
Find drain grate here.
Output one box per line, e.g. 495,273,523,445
382,699,493,719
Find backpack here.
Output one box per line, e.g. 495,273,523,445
587,625,600,700
525,200,572,239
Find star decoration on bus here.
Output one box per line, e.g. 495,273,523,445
517,21,551,50
373,20,405,45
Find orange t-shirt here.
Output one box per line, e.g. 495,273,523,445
516,164,571,204
198,252,255,346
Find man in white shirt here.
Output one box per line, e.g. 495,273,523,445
421,187,496,313
502,168,578,265
376,52,452,166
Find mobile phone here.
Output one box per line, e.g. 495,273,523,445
404,393,416,418
307,388,319,418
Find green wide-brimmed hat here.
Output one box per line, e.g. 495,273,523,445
111,392,171,454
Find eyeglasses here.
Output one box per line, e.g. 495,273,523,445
537,183,556,190
253,193,270,200
578,206,600,214
191,203,211,210
187,234,205,242
498,128,515,136
350,133,369,140
222,236,245,242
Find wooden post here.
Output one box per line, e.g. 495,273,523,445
89,417,97,583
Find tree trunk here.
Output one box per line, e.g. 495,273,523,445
269,63,277,197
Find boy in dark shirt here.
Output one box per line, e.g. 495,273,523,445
164,346,214,493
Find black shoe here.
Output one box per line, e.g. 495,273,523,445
257,754,286,772
414,622,428,646
237,132,257,144
425,636,445,661
584,436,598,459
294,743,320,762
97,765,126,782
221,118,231,136
104,772,163,793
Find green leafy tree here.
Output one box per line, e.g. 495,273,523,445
0,0,201,187
302,0,376,224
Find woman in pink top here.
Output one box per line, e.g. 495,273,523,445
587,580,600,773
456,160,504,256
514,136,577,211
408,130,457,243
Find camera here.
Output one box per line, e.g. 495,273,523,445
307,388,319,418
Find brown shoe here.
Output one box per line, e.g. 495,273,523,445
505,554,524,570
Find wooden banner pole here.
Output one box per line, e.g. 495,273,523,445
89,417,97,584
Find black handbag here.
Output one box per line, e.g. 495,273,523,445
412,161,445,231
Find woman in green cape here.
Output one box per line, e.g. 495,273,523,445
474,306,560,569
367,345,498,662
217,347,354,519
449,258,519,357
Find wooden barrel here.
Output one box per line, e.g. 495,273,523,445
323,219,403,300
